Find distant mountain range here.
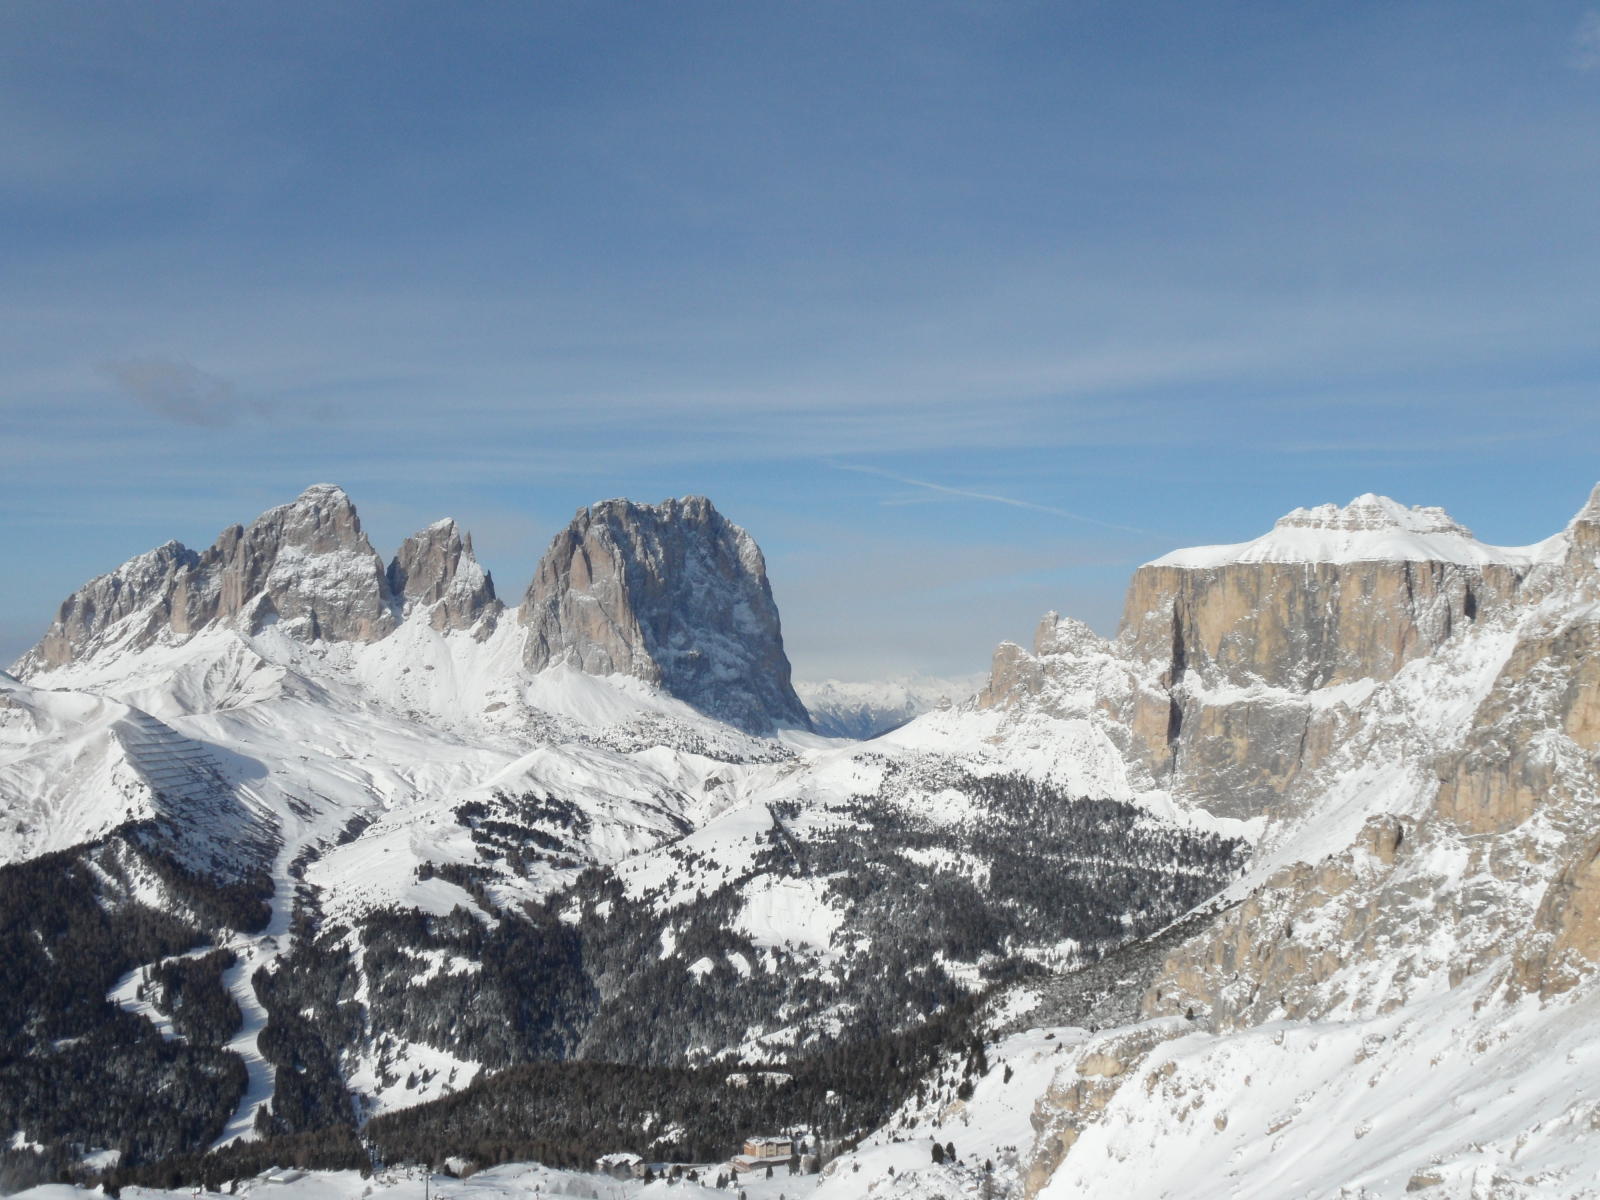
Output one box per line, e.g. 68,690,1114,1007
792,676,986,739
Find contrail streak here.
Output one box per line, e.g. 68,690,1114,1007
828,462,1149,535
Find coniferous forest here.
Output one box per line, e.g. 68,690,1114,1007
0,772,1244,1189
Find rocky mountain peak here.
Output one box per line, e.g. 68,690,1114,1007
387,518,501,633
17,540,210,672
207,483,394,643
14,484,398,675
517,496,811,734
1564,481,1600,568
1032,610,1111,658
238,483,373,556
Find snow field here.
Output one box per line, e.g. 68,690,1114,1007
1147,494,1568,569
16,1159,841,1200
811,1026,1086,1200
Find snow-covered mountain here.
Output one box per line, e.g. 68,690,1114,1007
7,482,1600,1199
795,485,1600,1200
794,675,986,739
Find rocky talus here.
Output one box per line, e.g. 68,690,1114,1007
517,496,811,734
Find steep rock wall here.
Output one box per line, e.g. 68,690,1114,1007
387,519,501,634
518,496,811,734
1120,558,1524,693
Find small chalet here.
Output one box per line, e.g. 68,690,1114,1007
744,1136,793,1159
594,1153,642,1179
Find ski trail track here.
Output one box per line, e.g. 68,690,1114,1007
213,773,378,1148
210,878,290,1149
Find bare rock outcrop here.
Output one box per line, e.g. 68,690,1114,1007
211,482,395,644
1564,481,1600,572
20,540,218,672
387,519,501,633
517,496,810,734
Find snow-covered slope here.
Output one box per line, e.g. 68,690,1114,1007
0,670,276,876
1149,492,1563,568
807,972,1600,1200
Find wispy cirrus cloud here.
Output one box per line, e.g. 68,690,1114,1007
1574,11,1600,70
102,357,246,427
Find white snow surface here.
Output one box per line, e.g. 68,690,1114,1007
11,1165,814,1200
1148,492,1565,568
797,974,1600,1200
15,1161,831,1200
0,669,276,874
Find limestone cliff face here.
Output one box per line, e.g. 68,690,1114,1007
1121,495,1530,693
1123,497,1538,817
387,519,501,634
1141,600,1600,1027
517,496,811,734
16,484,396,674
1120,560,1521,695
972,494,1577,820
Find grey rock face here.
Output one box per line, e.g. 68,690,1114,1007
387,519,501,633
518,496,811,734
16,484,395,674
213,483,395,644
1565,481,1600,572
22,540,219,671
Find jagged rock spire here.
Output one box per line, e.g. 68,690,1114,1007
387,518,501,633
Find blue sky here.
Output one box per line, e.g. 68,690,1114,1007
4,2,1600,679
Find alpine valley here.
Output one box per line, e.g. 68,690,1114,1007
6,482,1600,1200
